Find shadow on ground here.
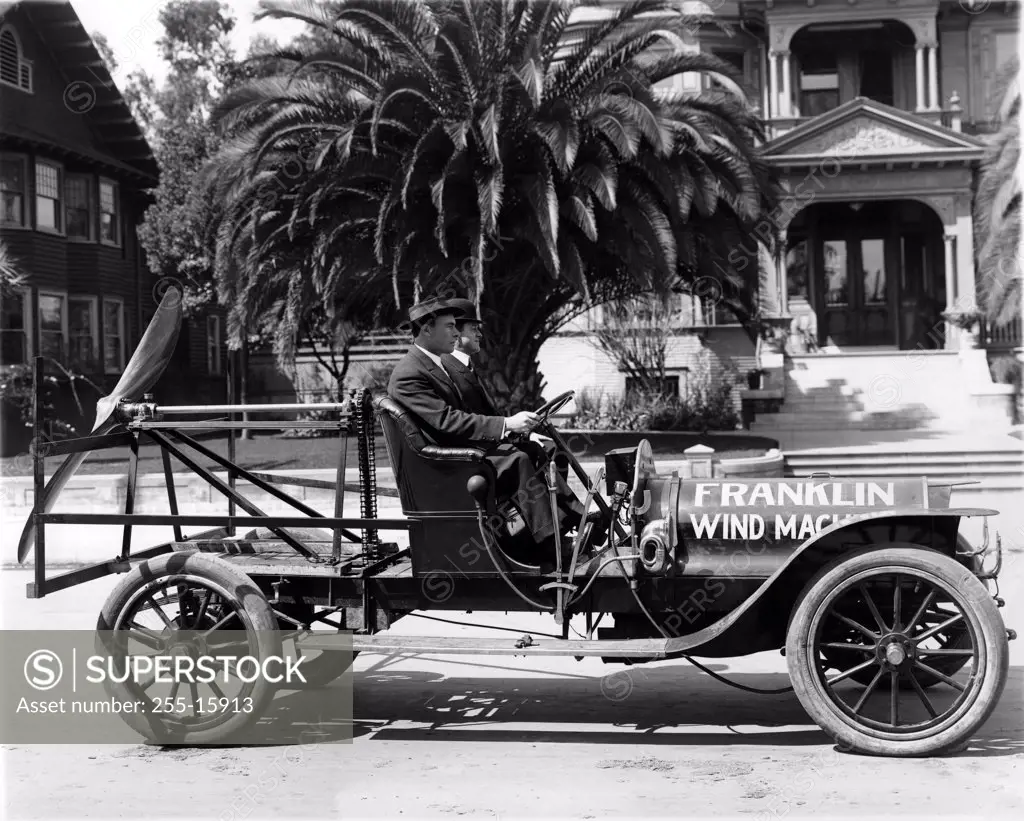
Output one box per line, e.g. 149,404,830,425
150,663,1023,757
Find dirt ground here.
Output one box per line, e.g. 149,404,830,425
1,545,1022,821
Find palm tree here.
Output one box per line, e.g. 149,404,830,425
0,237,25,296
201,0,779,409
974,55,1021,328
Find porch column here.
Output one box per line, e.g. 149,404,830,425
943,232,958,301
768,51,779,119
777,226,789,316
915,46,926,112
954,204,976,313
780,51,792,117
927,46,940,111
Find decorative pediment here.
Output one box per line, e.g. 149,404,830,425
764,98,986,163
777,115,949,155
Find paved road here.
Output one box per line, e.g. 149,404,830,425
1,556,1022,820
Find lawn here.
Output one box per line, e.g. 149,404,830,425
0,432,771,477
0,433,389,476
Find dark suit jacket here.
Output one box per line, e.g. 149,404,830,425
388,346,504,446
441,353,497,415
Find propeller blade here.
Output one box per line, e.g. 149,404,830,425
93,286,184,432
17,287,184,564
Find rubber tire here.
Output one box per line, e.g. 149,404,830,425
786,545,1008,757
96,551,283,745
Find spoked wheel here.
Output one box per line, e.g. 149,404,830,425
819,591,974,689
787,546,1008,757
96,552,282,744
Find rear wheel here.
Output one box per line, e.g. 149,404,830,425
787,546,1008,757
96,552,282,744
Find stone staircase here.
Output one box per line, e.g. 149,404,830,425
750,350,1012,434
785,446,1024,491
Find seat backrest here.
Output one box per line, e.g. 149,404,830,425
372,392,437,453
371,392,481,514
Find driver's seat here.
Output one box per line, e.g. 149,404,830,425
371,393,539,576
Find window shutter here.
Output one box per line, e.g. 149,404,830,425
0,31,18,85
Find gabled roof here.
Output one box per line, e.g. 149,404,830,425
0,1,157,182
762,97,987,169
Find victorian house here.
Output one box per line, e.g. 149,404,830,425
537,0,1021,436
0,1,227,452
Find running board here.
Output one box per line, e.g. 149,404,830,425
337,634,670,658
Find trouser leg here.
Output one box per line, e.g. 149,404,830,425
489,448,558,542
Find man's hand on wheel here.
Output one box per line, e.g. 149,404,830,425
505,411,540,434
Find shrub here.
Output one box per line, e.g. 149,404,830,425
0,362,99,446
572,383,739,433
989,355,1022,387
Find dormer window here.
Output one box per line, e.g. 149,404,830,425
0,26,33,93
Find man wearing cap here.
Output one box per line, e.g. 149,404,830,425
387,297,595,556
442,297,569,480
440,298,499,416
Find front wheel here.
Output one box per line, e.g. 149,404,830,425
786,546,1008,757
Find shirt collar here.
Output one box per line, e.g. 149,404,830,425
414,344,446,370
451,350,471,367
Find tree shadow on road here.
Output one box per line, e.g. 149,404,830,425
341,663,1024,756
131,665,1021,756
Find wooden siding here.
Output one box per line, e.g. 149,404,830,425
0,6,103,153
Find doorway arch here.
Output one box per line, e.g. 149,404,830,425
784,200,947,350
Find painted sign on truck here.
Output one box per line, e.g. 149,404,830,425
679,478,926,540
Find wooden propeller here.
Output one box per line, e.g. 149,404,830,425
17,286,184,563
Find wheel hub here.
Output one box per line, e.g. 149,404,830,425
876,632,915,670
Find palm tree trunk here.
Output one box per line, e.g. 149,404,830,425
475,338,546,413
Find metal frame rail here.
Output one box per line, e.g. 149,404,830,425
26,358,409,605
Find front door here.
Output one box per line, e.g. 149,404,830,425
817,224,895,347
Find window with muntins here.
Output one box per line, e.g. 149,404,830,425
99,179,119,244
1,288,30,365
69,297,98,370
66,175,93,240
38,292,67,363
35,161,62,232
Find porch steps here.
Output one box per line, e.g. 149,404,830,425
751,351,995,434
785,449,1024,490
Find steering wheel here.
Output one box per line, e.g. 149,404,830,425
532,390,575,426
